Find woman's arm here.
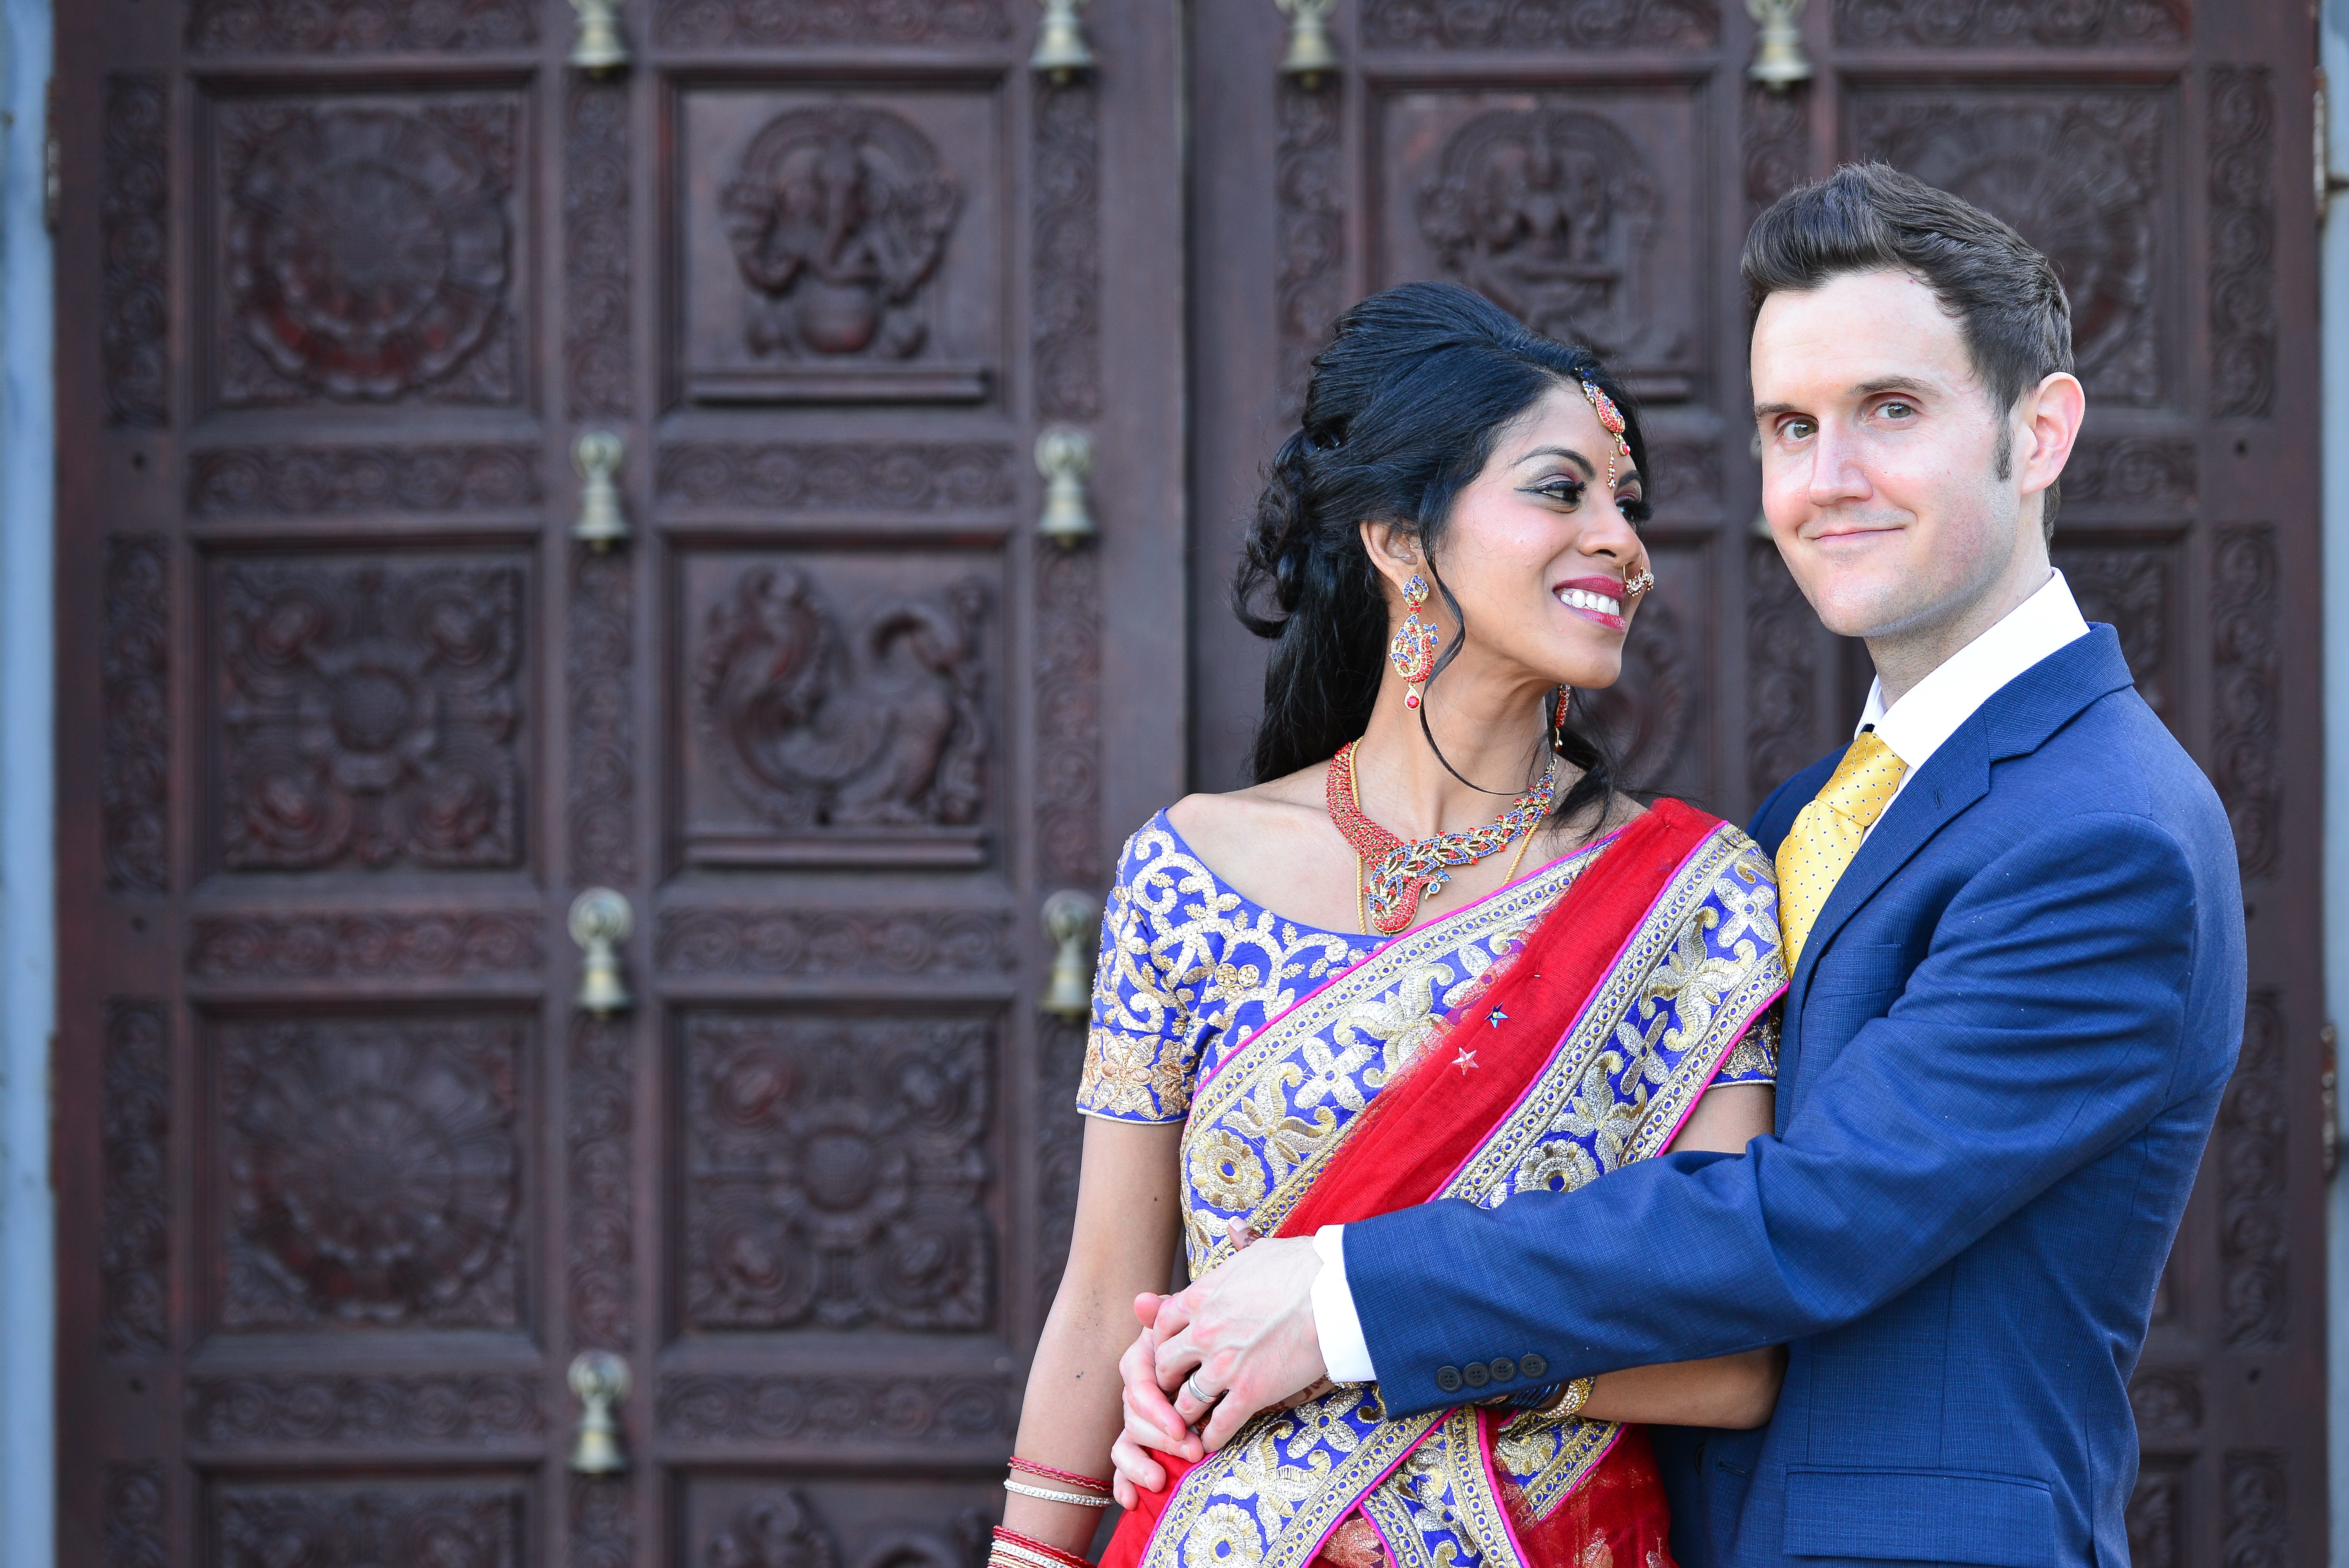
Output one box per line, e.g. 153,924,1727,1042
1575,1078,1784,1429
1005,1116,1186,1553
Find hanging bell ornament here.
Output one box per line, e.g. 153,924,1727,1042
1035,426,1097,547
1276,0,1339,87
1745,0,1813,91
572,430,630,551
1030,0,1095,84
568,0,630,73
567,1351,630,1474
569,888,634,1018
1040,891,1102,1020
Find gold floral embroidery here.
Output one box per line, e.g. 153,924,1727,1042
1189,1128,1271,1210
1185,1502,1268,1568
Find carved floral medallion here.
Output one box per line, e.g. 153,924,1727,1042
217,559,524,872
217,103,517,405
216,1014,524,1330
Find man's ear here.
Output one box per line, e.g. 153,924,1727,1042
2017,371,2085,501
1358,521,1419,596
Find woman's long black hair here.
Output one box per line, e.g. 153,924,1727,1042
1234,281,1649,832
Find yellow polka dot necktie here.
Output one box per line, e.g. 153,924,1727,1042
1775,731,1909,969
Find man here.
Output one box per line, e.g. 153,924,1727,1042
1111,164,2247,1568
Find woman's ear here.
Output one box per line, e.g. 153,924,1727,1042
1358,521,1418,596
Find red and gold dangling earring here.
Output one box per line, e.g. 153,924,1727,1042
1390,573,1439,710
1549,686,1573,754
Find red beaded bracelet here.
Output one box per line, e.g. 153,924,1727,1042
991,1526,1094,1568
1008,1457,1111,1492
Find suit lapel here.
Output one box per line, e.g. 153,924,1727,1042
1778,626,2137,1089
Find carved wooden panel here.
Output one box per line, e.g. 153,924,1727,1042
2222,990,2287,1349
2222,1452,2290,1568
210,553,528,874
656,0,1010,47
1745,540,1824,804
210,1012,528,1332
1361,0,1716,48
2127,1367,2201,1443
204,93,526,410
2127,1461,2187,1568
103,75,168,429
570,549,635,887
679,1011,997,1333
658,908,1016,979
659,1373,1016,1448
188,1372,542,1449
1744,81,1812,225
1834,0,2184,46
1276,78,1345,416
210,1482,524,1568
102,1001,170,1356
103,536,170,894
189,445,539,517
569,1016,633,1353
2051,539,2180,727
680,1480,994,1568
677,89,1001,406
656,442,1016,513
187,911,540,982
2209,67,2278,422
1379,87,1706,404
1034,1015,1087,1309
2058,436,2196,518
1034,82,1101,424
678,550,998,870
566,79,632,420
1849,87,2175,409
189,0,535,52
103,1463,166,1568
2211,525,2280,878
570,1477,633,1568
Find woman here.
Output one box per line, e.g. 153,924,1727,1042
990,283,1788,1568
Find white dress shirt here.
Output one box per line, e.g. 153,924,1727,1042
1307,570,2091,1386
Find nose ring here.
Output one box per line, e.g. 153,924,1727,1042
1623,568,1655,597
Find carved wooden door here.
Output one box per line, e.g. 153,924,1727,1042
52,0,1184,1562
1191,2,2323,1563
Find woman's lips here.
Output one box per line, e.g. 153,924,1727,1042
1554,578,1627,631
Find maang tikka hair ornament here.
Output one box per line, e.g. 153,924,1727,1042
1578,378,1633,486
1390,573,1438,710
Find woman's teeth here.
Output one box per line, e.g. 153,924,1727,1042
1556,587,1622,616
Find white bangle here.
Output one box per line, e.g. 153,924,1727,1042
1003,1479,1113,1508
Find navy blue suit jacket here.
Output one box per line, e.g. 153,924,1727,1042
1342,626,2246,1568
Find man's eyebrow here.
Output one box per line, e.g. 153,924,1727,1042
1753,377,1938,421
1510,445,1596,479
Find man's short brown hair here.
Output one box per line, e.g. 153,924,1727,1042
1742,162,2075,541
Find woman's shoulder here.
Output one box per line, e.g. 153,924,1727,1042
1161,766,1330,875
1640,795,1776,883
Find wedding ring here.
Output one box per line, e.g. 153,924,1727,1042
1184,1372,1220,1406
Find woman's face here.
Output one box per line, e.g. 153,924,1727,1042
1380,381,1652,694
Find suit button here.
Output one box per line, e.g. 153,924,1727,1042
1462,1362,1490,1389
1519,1354,1547,1380
1489,1358,1516,1383
1436,1365,1463,1394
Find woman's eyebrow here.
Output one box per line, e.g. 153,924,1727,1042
1512,445,1596,479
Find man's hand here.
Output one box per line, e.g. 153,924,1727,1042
1145,1234,1329,1452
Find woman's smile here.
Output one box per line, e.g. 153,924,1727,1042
1552,575,1627,631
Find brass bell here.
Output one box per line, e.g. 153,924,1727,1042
1276,0,1340,87
1745,0,1813,91
573,430,630,550
568,1351,630,1474
1035,427,1097,547
1030,0,1095,84
1040,890,1101,1020
568,0,630,73
569,888,634,1017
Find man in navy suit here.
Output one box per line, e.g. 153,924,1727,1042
1110,164,2247,1568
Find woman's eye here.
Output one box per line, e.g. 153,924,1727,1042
1619,495,1651,526
1536,478,1587,506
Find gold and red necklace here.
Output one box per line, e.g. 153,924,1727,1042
1325,739,1559,936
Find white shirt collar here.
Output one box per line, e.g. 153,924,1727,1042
1856,570,2090,774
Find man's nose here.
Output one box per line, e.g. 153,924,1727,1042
1806,425,1872,505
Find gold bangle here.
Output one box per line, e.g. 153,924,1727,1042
1002,1479,1114,1508
1537,1375,1594,1421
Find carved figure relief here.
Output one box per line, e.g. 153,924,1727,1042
215,1014,524,1330
216,559,524,872
2222,1452,2289,1568
1417,105,1681,398
215,101,519,406
722,106,961,364
692,567,988,845
212,1485,522,1568
683,1014,995,1332
1854,93,2166,406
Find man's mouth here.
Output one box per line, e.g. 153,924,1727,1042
1553,577,1626,630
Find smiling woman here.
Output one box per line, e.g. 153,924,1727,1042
997,283,1790,1568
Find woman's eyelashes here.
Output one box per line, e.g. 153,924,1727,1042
1529,475,1588,507
1618,491,1651,526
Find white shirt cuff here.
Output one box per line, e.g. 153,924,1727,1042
1310,1224,1377,1383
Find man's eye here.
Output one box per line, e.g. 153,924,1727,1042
1880,401,1916,420
1782,417,1816,441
